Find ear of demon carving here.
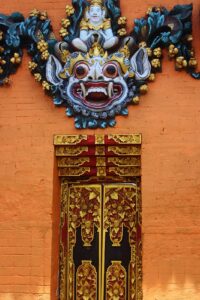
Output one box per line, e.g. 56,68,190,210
130,48,151,80
46,55,64,86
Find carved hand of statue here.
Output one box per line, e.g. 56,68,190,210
90,31,103,44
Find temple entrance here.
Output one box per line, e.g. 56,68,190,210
62,183,141,300
54,134,142,300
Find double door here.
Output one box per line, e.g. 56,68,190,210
61,183,142,300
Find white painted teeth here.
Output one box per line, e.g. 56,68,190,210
86,87,107,96
108,82,113,98
80,83,86,98
78,84,115,98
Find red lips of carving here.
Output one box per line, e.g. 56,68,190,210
72,81,122,109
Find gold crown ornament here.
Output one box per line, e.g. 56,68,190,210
88,42,107,58
89,0,104,7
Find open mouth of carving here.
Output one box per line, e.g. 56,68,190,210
72,82,123,109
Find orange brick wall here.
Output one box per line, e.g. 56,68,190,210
0,0,200,299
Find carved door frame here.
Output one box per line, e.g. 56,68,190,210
54,134,142,300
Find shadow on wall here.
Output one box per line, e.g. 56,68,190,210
143,234,200,299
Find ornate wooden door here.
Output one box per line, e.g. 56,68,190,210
59,182,142,300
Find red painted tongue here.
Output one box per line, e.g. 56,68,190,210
86,92,109,102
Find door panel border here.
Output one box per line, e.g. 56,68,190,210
54,134,142,300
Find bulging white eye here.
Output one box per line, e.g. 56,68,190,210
74,63,89,79
103,63,119,78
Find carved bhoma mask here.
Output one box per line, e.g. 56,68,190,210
46,45,151,128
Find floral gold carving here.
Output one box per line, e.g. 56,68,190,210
76,261,97,300
108,157,141,167
60,182,142,300
106,261,126,300
59,167,90,177
108,146,141,156
109,167,140,177
108,134,141,145
54,135,87,145
54,134,141,180
58,157,90,167
56,146,88,156
104,185,137,246
68,185,101,247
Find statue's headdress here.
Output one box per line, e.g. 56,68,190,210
89,0,104,8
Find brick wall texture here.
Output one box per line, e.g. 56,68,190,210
0,0,200,299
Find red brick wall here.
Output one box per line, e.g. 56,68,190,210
0,0,200,299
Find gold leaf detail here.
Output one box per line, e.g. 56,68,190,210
106,261,126,299
96,157,106,167
109,167,140,176
108,157,141,166
89,192,97,200
108,134,141,144
54,135,87,145
76,261,97,300
56,146,88,156
95,146,105,156
95,134,104,144
110,192,118,200
108,146,140,156
58,157,90,167
97,167,106,177
59,167,90,177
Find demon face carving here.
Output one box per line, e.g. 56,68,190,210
0,0,196,128
46,44,151,128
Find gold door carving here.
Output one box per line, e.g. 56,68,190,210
60,183,141,300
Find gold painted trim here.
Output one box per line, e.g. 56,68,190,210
59,182,68,300
96,157,106,167
108,156,141,167
56,146,88,156
59,167,90,177
58,157,90,167
109,166,141,177
108,134,142,144
95,146,105,156
54,135,87,145
95,134,105,145
97,167,106,177
108,145,141,156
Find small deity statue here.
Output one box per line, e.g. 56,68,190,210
72,0,119,52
